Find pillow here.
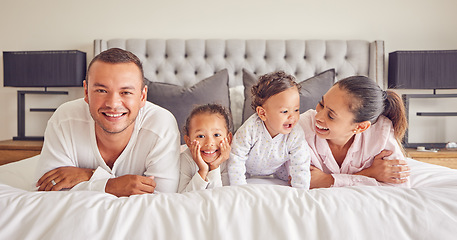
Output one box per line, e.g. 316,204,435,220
147,69,230,144
242,69,335,123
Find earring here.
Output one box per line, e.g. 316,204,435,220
353,130,357,134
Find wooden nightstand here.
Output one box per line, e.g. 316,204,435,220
405,148,457,169
0,139,43,166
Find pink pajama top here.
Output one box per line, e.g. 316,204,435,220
299,109,410,188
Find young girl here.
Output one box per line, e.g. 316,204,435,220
299,75,410,188
228,71,311,189
178,104,233,193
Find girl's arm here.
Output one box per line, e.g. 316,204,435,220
178,151,211,193
178,141,230,193
188,140,210,181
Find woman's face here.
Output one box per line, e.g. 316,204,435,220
314,85,360,146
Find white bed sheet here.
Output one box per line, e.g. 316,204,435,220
1,156,457,239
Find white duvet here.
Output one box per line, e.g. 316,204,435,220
1,156,457,240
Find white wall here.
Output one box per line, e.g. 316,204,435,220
1,0,457,140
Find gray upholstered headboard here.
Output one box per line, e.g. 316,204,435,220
94,39,384,128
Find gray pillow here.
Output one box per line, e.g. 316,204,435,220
147,69,230,144
242,69,335,123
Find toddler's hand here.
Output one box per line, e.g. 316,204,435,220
310,166,334,189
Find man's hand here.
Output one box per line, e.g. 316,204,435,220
105,175,156,197
357,150,410,184
36,166,94,191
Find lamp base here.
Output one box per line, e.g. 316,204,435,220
13,136,44,141
402,93,457,149
16,90,68,141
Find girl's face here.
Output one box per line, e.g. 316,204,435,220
184,113,232,163
257,86,300,138
314,85,362,146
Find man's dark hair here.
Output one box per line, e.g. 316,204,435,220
86,48,146,87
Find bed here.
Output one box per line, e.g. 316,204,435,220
1,39,457,239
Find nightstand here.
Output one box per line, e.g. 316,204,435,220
0,140,43,166
405,148,457,169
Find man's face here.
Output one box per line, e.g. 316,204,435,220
84,61,147,137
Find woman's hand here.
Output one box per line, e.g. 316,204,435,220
189,140,209,181
310,165,334,189
358,150,410,184
208,137,231,171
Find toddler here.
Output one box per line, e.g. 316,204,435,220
178,104,233,193
228,71,310,189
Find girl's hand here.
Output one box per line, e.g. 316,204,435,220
190,140,209,180
208,137,231,171
310,165,334,189
360,150,410,184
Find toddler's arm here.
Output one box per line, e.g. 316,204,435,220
228,128,252,186
287,126,311,189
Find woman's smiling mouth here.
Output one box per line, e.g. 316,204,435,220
315,123,329,134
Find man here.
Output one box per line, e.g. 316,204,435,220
35,48,180,197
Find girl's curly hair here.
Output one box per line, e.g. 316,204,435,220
183,103,233,136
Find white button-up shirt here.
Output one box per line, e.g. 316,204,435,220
36,99,181,193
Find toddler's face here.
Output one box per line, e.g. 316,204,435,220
258,86,300,138
185,113,231,163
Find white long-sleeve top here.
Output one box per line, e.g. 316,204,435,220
228,114,311,189
35,98,181,193
299,109,410,187
178,148,228,193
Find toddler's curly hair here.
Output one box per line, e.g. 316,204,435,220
251,71,301,111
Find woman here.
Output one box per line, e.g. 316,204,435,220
299,76,410,188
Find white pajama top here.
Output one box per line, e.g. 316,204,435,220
228,114,311,189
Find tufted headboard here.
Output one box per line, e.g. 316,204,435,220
94,39,384,129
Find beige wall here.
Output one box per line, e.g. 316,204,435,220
1,0,457,140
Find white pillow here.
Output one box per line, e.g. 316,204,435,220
0,155,39,191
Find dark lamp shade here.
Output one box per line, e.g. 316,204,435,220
388,50,457,89
3,50,86,87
